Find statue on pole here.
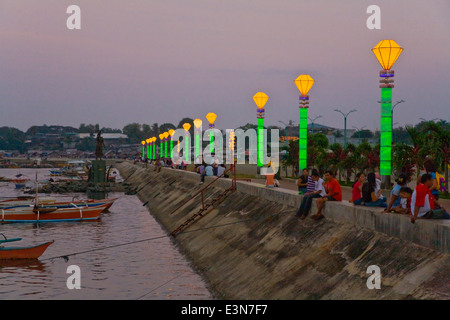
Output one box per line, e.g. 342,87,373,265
95,130,106,160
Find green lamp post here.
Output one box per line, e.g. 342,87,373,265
372,39,403,185
253,92,269,168
294,75,314,172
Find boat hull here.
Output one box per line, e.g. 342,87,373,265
0,241,54,260
1,204,107,223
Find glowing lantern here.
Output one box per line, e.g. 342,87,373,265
206,113,217,126
294,75,314,96
253,92,269,110
372,40,403,70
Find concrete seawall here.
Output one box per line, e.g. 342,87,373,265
118,162,449,299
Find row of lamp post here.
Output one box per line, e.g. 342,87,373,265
141,39,405,182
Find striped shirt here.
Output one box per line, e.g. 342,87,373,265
307,176,315,193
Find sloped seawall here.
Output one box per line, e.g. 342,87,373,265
117,162,449,299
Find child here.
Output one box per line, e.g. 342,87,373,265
385,173,409,212
390,187,412,214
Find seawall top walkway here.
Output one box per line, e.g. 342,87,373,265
131,162,449,254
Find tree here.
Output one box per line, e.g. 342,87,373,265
76,137,96,151
351,129,373,139
0,127,26,152
123,123,143,144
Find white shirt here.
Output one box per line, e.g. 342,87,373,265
314,178,326,197
374,179,385,200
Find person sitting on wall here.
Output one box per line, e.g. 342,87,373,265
350,172,365,205
200,163,213,184
390,187,413,215
296,169,326,219
384,173,409,212
362,173,387,208
410,174,450,223
310,170,342,220
297,168,309,195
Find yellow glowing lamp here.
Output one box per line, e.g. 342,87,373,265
168,129,175,137
182,123,191,131
294,75,315,96
372,40,403,70
206,113,217,125
146,138,150,144
193,118,203,128
253,92,269,110
141,140,146,145
163,132,169,139
159,134,164,140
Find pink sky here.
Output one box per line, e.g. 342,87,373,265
1,0,449,132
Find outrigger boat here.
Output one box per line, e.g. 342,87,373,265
0,234,54,260
0,197,117,212
0,202,109,223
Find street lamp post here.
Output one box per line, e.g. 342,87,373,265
294,75,315,172
391,99,405,129
372,39,403,187
193,119,202,163
158,134,164,158
308,115,322,134
182,123,191,162
352,125,366,145
334,109,357,149
206,113,217,154
168,130,175,159
141,141,146,160
253,92,269,168
278,121,289,140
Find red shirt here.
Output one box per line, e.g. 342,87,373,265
352,181,362,201
414,183,435,209
326,178,342,201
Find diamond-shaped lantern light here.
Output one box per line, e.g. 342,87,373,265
141,140,146,145
372,40,403,70
163,132,169,139
294,75,314,96
168,129,175,137
206,113,217,125
193,119,203,128
159,133,164,140
253,92,269,110
182,123,191,131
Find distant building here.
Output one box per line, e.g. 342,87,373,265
77,133,128,146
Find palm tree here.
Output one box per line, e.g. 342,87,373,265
423,122,449,193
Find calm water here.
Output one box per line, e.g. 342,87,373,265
0,168,213,300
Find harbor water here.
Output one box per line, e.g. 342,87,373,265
0,168,213,299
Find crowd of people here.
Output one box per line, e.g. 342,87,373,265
295,158,449,223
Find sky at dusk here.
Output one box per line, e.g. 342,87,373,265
0,0,449,132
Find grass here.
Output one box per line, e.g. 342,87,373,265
439,193,450,200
